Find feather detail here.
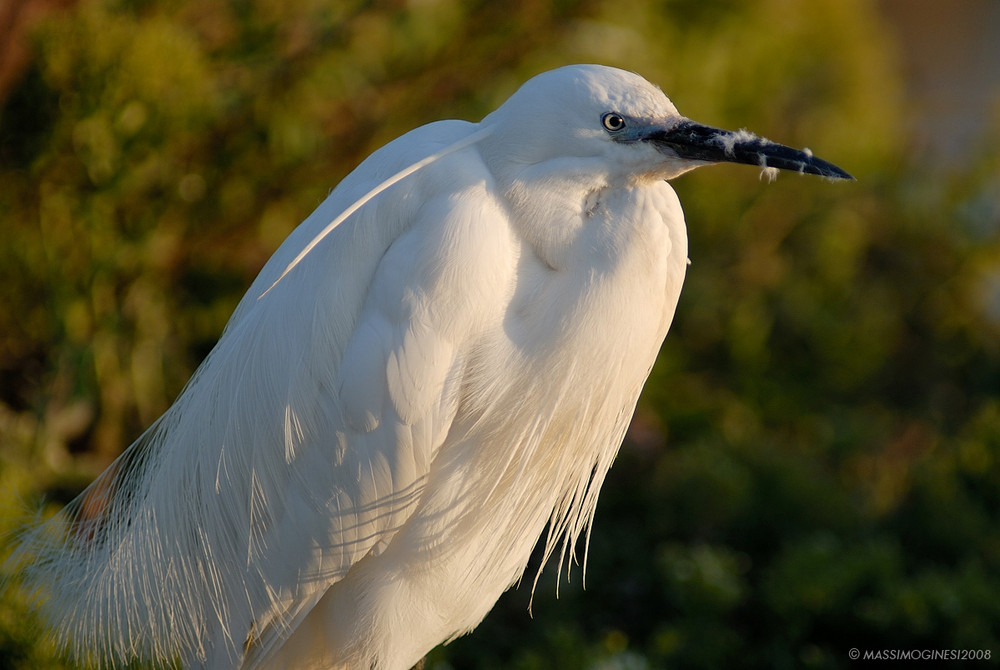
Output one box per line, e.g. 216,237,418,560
8,120,497,669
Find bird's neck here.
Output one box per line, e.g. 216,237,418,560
495,161,623,272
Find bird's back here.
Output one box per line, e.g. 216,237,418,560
12,118,498,668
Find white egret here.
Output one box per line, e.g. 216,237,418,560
9,64,851,669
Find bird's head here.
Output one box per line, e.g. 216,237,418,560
480,64,852,185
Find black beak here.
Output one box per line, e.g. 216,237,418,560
646,120,854,180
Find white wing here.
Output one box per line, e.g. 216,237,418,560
13,118,507,669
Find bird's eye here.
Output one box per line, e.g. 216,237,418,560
602,113,626,132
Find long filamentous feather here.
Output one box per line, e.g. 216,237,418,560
6,123,498,668
259,127,494,298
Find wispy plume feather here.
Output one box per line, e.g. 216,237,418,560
260,127,495,298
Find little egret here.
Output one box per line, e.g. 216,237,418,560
10,64,851,669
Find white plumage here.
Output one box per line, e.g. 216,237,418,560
10,64,850,669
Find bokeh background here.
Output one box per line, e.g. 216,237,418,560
2,0,999,668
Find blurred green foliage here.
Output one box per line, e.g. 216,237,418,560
2,0,999,668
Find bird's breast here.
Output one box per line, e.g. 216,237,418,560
449,179,689,508
501,180,688,365
345,181,691,657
